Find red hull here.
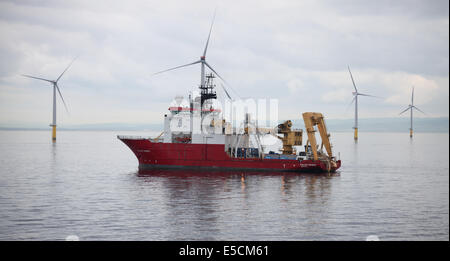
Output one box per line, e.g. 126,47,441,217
119,137,341,173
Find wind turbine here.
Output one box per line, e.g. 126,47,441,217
348,66,378,141
152,11,231,96
23,58,76,141
399,86,425,138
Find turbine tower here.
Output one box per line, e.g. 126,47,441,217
23,58,76,141
399,86,425,138
152,11,230,95
348,66,378,141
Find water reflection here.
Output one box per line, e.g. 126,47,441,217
49,141,59,186
240,174,246,194
137,169,338,196
135,169,339,239
1,131,447,240
50,142,57,162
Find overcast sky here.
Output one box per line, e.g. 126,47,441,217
0,0,448,127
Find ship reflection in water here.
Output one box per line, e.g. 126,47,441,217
135,169,339,240
137,168,338,196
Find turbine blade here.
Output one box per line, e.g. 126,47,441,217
55,84,69,114
204,62,227,84
346,96,356,112
205,62,241,99
56,56,78,82
22,74,54,83
412,105,425,114
357,93,381,98
220,83,232,100
411,86,414,105
203,9,217,57
152,60,201,76
399,106,411,115
348,66,358,92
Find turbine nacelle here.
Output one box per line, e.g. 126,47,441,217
22,56,77,113
22,57,76,141
399,87,425,116
399,87,426,137
152,10,234,100
347,65,380,140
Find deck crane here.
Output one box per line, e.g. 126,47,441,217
302,112,337,171
255,120,302,155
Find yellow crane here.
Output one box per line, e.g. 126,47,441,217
276,120,302,155
255,120,302,155
214,114,338,171
152,132,164,142
302,112,337,170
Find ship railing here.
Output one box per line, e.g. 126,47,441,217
117,135,164,142
117,135,151,140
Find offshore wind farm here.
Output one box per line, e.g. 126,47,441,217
0,0,448,243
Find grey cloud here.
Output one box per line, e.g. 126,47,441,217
0,0,448,126
322,0,449,18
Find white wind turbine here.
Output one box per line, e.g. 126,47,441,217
152,11,232,98
22,58,76,141
399,86,425,138
348,66,379,141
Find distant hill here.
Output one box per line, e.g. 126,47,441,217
60,123,163,131
0,123,163,131
289,117,449,133
0,117,448,132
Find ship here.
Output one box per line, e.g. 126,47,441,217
118,73,340,173
118,17,341,173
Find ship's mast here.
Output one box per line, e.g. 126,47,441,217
200,73,217,109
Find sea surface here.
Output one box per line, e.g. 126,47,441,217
0,130,448,241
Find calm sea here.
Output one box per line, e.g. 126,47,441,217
0,130,448,240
